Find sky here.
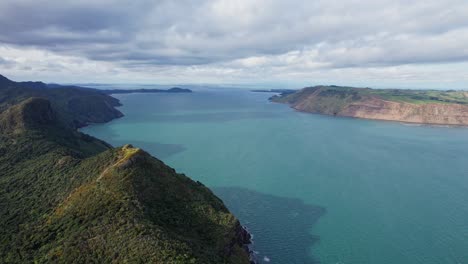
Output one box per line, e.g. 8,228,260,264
0,0,467,89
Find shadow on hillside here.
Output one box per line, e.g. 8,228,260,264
213,187,325,264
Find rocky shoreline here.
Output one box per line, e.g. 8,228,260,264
239,225,257,264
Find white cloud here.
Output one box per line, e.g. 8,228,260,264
0,0,467,88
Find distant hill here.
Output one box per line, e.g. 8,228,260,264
0,75,192,128
271,85,468,125
0,74,123,129
0,76,252,263
101,87,192,94
21,81,193,94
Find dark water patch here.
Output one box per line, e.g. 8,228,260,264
213,187,326,264
108,139,186,159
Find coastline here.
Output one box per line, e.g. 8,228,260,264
80,93,257,262
270,85,468,126
268,97,468,127
286,105,468,127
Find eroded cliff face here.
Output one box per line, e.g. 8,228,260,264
272,86,468,125
338,98,468,125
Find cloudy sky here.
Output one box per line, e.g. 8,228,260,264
1,0,467,89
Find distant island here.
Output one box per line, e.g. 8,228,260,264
100,87,193,94
271,85,468,125
0,74,252,263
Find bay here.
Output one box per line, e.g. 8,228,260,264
81,89,468,264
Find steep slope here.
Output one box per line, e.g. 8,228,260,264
0,74,123,129
0,98,251,263
271,86,468,125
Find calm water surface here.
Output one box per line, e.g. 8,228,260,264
81,89,468,264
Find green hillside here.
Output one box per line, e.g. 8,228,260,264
0,96,251,263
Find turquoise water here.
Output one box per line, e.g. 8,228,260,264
81,89,468,264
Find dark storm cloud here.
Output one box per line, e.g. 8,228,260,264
1,0,468,68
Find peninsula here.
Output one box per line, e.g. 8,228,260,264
0,74,252,263
271,85,468,125
0,76,192,128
